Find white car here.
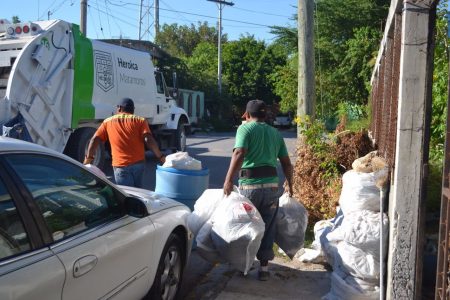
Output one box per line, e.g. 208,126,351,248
273,114,293,128
0,137,193,300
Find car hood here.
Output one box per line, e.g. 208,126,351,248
118,185,189,214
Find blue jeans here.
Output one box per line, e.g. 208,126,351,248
241,187,281,262
113,161,145,188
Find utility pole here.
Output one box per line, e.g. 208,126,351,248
138,0,143,40
207,0,234,95
297,0,315,137
80,0,87,36
155,0,159,37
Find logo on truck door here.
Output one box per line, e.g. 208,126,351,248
94,50,114,92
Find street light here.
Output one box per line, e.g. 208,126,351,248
207,0,234,95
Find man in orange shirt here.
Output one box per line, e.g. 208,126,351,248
84,98,165,188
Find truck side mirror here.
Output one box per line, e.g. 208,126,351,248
172,72,178,98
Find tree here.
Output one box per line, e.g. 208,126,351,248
320,26,382,113
12,16,21,24
155,22,225,58
314,0,389,115
222,36,286,108
186,42,219,98
270,53,298,113
268,0,389,119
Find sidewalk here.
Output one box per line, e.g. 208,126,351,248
186,254,331,300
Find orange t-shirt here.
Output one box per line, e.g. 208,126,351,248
95,113,151,167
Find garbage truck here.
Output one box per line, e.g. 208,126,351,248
0,19,190,168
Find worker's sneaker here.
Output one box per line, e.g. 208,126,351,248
258,270,270,281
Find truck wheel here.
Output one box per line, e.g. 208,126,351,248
64,127,106,169
175,121,186,152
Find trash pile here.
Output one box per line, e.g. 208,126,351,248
162,151,202,170
300,152,389,300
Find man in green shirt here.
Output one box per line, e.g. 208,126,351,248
223,99,293,281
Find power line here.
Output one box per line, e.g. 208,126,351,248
105,0,272,27
104,0,113,37
91,1,154,40
87,5,100,38
39,0,59,20
160,0,193,24
158,6,270,27
230,6,291,18
95,0,105,38
89,3,137,29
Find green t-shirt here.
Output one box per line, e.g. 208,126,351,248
234,121,289,185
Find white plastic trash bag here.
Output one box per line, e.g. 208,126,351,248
163,152,202,170
323,272,379,300
196,220,223,263
275,193,308,259
335,241,380,281
326,210,388,257
187,189,225,235
210,191,265,274
339,170,387,214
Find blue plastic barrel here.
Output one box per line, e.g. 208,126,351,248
155,165,209,211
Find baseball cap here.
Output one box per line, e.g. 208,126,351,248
118,98,135,110
242,99,266,118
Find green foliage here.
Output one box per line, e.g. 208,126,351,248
269,54,298,113
155,22,224,58
337,102,367,121
185,42,218,95
269,25,298,56
426,4,448,218
268,0,389,119
298,117,340,180
430,5,448,162
316,23,385,117
222,35,285,108
12,16,20,24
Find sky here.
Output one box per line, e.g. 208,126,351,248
3,0,297,42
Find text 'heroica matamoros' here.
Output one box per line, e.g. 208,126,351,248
117,58,138,70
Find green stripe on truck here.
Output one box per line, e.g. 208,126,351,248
71,24,94,128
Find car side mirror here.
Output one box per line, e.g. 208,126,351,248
125,196,149,218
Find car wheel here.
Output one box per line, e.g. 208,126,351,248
146,234,184,300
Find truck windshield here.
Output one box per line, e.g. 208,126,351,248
155,72,164,95
155,72,170,97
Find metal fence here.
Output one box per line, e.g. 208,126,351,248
371,2,447,298
370,13,402,170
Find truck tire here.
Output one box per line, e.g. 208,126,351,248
64,127,106,169
175,121,187,152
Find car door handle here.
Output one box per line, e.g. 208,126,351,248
73,255,98,278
